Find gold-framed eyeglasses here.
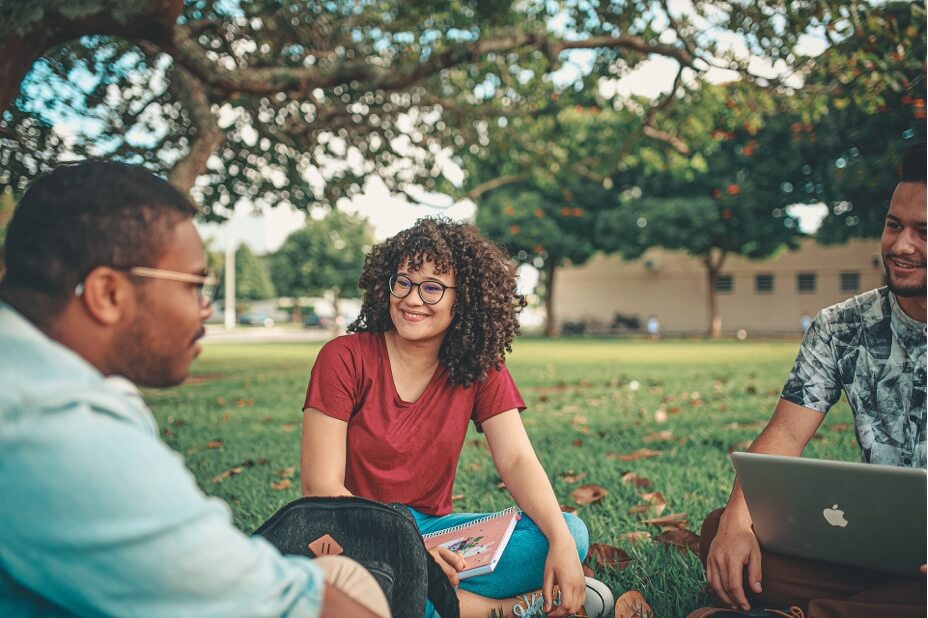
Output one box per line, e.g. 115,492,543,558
75,267,219,308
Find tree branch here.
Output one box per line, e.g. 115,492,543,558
466,174,527,200
166,66,224,194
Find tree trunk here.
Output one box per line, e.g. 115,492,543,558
543,262,558,338
703,249,728,339
0,0,181,112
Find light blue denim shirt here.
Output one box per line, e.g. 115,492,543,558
0,303,325,617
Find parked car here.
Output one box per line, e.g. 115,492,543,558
239,312,274,327
302,311,324,328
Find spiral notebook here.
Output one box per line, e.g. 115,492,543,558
422,507,521,579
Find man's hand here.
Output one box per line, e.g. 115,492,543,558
428,546,467,587
706,513,763,611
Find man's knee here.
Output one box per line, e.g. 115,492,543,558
698,508,725,567
314,555,391,618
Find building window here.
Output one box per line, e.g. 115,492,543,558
797,272,817,294
840,271,860,292
755,274,774,293
716,274,734,293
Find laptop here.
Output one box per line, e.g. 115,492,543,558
732,452,927,576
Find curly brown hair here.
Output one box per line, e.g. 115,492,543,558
349,217,526,387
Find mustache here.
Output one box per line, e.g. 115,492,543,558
885,254,927,267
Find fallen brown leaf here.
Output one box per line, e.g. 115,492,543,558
642,512,688,528
829,422,853,432
586,543,632,570
582,564,594,577
654,528,700,555
621,472,652,489
451,494,464,501
642,431,674,443
210,466,243,484
281,423,297,432
466,462,482,471
560,504,578,514
571,438,584,447
496,481,507,490
206,440,223,449
572,415,588,425
571,483,608,505
618,531,652,544
614,590,654,618
607,449,662,462
728,440,753,453
235,398,255,407
561,470,588,484
257,457,269,465
279,465,296,479
270,479,292,491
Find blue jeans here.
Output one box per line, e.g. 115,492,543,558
408,507,590,617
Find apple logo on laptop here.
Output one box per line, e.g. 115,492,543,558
823,504,848,527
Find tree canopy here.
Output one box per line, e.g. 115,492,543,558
3,0,909,219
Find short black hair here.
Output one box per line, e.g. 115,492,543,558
1,160,197,320
900,142,926,182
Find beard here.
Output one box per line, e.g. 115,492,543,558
116,304,199,387
884,259,927,298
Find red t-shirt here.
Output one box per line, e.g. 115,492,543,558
303,332,526,516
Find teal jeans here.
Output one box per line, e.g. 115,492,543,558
407,507,589,617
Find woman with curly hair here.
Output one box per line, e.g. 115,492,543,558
300,217,611,618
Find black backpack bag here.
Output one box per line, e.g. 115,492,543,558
253,496,460,618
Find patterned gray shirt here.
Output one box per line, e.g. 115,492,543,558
782,287,926,467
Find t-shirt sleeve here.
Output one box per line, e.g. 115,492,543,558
780,311,842,414
304,336,360,422
472,364,527,430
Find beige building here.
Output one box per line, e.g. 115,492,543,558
554,238,884,336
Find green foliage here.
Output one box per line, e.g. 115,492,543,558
146,338,859,617
270,210,373,300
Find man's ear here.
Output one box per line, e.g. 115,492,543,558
78,267,134,326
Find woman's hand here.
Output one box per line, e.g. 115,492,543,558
428,546,467,587
541,537,585,617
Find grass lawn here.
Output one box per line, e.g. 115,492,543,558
145,338,858,617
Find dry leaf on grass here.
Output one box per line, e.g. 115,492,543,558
642,431,674,443
586,543,632,570
618,531,652,544
572,415,588,425
829,423,853,432
270,479,292,491
614,590,655,618
496,481,507,490
621,472,652,489
655,528,700,555
582,564,594,577
607,449,662,462
211,466,243,484
280,423,297,432
641,512,688,528
571,438,584,447
235,398,255,407
571,483,608,505
628,492,667,516
560,504,578,514
451,494,464,501
561,470,588,484
279,465,296,479
206,440,224,449
727,440,753,453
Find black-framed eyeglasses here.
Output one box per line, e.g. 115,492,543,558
388,274,455,305
75,266,218,309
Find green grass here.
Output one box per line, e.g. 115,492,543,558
145,338,858,617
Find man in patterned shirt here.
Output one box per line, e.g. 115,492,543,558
697,144,926,618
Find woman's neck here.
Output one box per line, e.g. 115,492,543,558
385,329,442,372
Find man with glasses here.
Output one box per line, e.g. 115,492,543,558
0,161,389,617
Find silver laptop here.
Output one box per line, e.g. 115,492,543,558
732,452,926,576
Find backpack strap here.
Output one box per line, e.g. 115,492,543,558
425,550,460,618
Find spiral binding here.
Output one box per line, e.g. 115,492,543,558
422,506,521,539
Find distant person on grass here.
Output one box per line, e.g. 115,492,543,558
0,161,388,618
299,218,613,618
695,144,926,618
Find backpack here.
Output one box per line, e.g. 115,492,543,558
253,496,460,618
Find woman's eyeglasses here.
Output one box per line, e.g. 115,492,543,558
388,274,455,305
